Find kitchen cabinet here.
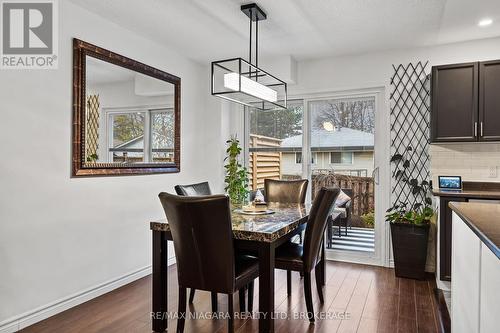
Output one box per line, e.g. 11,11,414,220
451,210,500,333
439,196,467,281
479,60,500,141
431,59,500,143
431,62,478,142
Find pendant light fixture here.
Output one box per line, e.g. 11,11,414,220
211,3,287,110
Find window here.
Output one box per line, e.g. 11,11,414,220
248,100,303,189
330,152,353,164
295,152,315,164
107,108,174,163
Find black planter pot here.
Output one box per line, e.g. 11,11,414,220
390,222,430,280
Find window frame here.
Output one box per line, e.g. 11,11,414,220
330,151,354,165
103,105,173,163
295,152,316,164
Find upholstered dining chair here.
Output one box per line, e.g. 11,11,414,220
174,182,215,309
158,193,259,333
274,187,340,322
174,181,212,197
264,178,309,245
264,178,308,204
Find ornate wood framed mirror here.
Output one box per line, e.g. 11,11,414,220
72,39,180,177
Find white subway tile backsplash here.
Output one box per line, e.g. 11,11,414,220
430,143,500,184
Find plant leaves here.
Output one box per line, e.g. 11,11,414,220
390,153,403,162
412,186,421,195
403,160,410,168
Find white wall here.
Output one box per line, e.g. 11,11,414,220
0,1,222,330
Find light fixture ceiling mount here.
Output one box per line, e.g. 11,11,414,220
211,3,287,110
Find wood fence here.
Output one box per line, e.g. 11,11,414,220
249,135,282,190
312,173,374,217
285,173,374,217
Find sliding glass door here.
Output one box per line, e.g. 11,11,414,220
307,96,377,254
245,89,388,266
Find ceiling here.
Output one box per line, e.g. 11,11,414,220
70,0,500,63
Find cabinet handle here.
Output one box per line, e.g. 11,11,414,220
480,122,484,137
474,122,478,137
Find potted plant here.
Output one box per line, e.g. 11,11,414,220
386,146,434,280
224,136,249,207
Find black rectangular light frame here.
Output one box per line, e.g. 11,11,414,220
211,57,287,110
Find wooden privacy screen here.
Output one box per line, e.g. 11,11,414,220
248,134,281,190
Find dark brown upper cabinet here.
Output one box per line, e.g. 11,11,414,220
479,60,500,141
431,62,478,142
431,59,500,143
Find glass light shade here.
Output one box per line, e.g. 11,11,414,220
224,73,278,103
211,58,287,110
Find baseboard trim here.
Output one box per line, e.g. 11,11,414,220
388,259,436,273
0,265,152,333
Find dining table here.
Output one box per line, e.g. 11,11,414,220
149,202,342,333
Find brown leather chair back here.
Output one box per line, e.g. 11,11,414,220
302,187,340,271
174,182,212,196
158,193,235,294
264,179,308,204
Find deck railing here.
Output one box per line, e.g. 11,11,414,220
311,173,374,217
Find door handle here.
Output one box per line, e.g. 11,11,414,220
372,166,380,185
474,122,478,137
480,122,484,137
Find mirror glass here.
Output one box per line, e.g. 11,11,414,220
83,56,175,167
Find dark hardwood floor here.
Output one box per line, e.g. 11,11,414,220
21,262,440,333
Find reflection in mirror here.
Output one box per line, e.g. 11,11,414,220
84,56,175,167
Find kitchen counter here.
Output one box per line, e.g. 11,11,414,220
433,189,500,199
432,180,500,199
449,202,500,260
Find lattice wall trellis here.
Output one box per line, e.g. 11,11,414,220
85,94,100,163
390,61,431,208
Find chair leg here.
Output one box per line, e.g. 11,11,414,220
177,287,187,333
248,281,254,312
286,270,292,296
303,272,315,323
315,265,324,303
238,288,246,313
211,292,218,314
189,288,195,304
227,294,234,333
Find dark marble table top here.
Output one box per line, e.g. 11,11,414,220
150,202,343,243
449,202,500,260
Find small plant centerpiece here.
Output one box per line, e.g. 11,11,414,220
224,136,250,207
386,146,434,280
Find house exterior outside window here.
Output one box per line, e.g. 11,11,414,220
330,152,353,164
